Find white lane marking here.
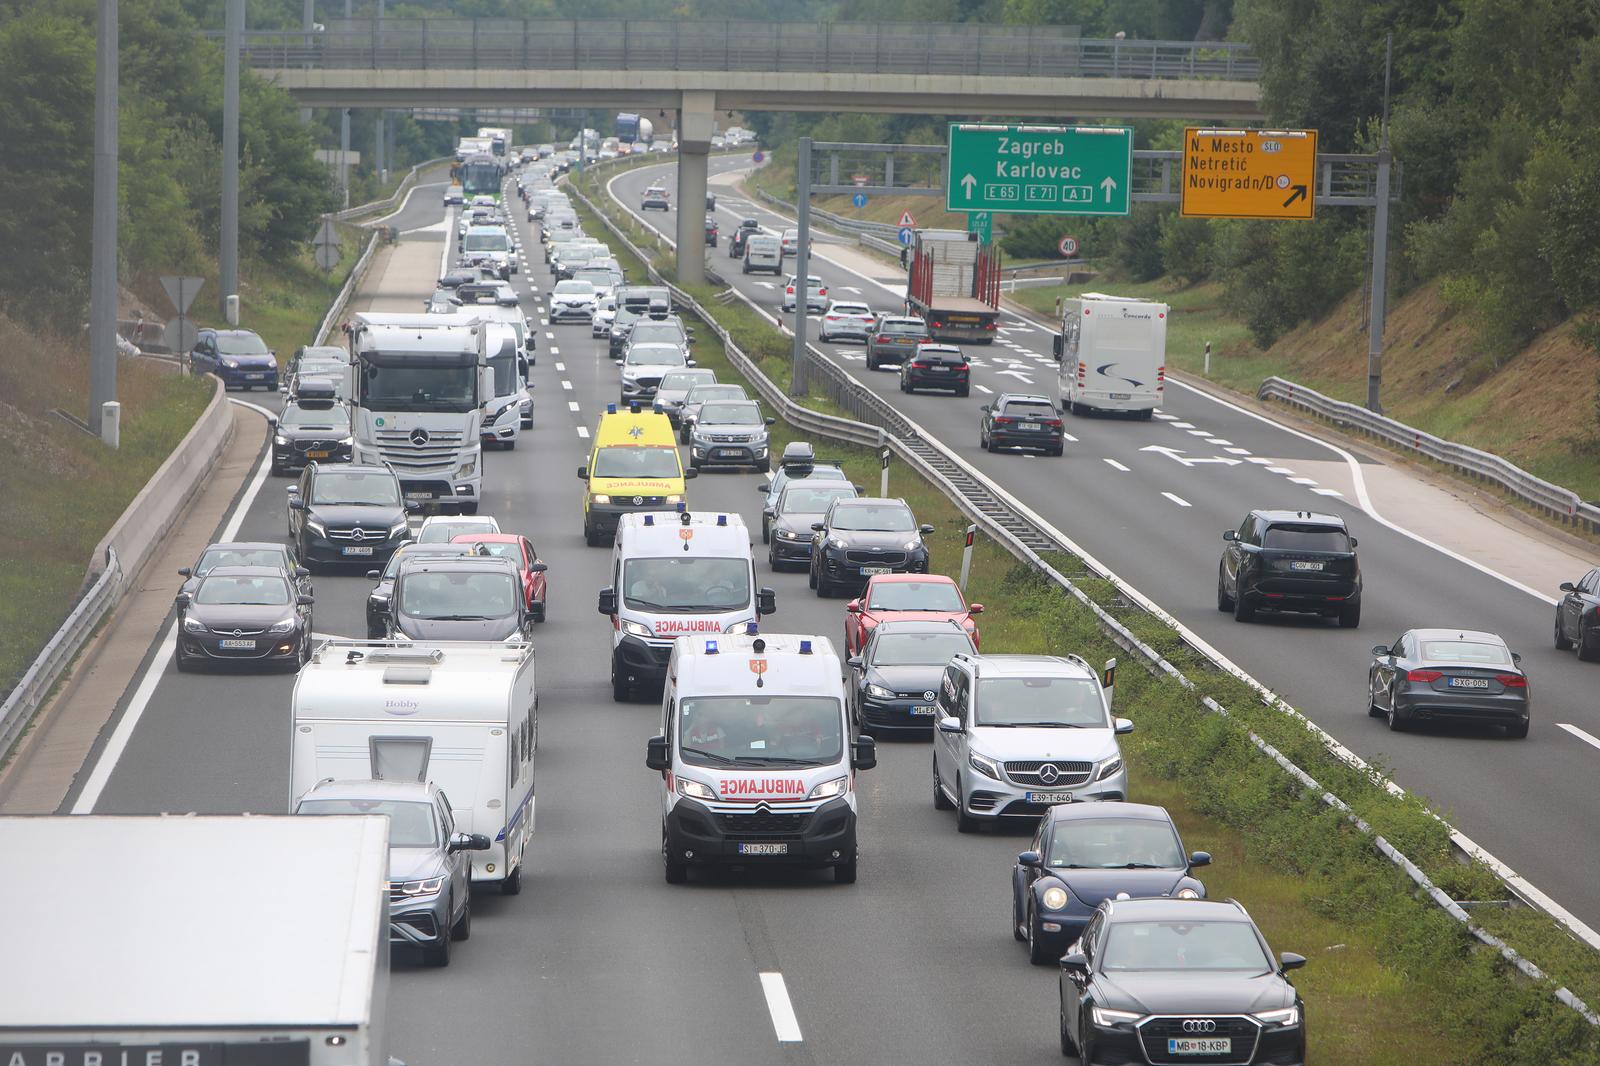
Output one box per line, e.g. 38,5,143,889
540,318,549,326
759,973,803,1043
974,384,993,394
1559,723,1600,753
1187,429,1212,436
367,180,447,226
545,331,555,339
1170,421,1195,429
1104,458,1130,472
1246,456,1273,465
1207,438,1232,446
1061,432,1079,442
549,345,559,355
1267,466,1294,474
561,380,573,391
1162,492,1192,508
1154,412,1178,420
1226,447,1252,455
1312,488,1344,497
1289,476,1318,485
568,401,580,412
555,362,566,372
577,426,590,438
438,208,454,276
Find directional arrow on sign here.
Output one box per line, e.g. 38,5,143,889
1100,176,1118,202
960,173,977,200
1281,184,1308,208
1140,445,1242,467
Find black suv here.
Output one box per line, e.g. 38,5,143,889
727,219,761,258
270,398,352,475
287,463,416,571
980,393,1065,455
1218,509,1361,627
809,497,934,598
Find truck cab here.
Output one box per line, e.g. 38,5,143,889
645,633,876,883
479,322,532,449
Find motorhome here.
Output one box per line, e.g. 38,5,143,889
1051,292,1168,418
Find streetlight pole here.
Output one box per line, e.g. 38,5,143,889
220,0,242,319
88,0,119,438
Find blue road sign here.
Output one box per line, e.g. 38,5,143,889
898,227,914,246
852,192,869,209
752,150,765,163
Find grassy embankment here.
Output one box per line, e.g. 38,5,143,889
569,162,1600,1064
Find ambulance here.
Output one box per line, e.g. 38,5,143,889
577,404,696,546
644,633,877,884
599,510,776,701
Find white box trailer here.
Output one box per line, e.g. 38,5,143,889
1051,292,1168,418
0,814,392,1066
290,640,538,893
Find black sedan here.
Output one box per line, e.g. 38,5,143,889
1012,802,1209,965
174,565,314,673
980,393,1065,455
270,400,352,475
1218,509,1362,627
178,541,309,601
899,344,970,396
1554,566,1600,660
1059,897,1306,1064
847,619,974,736
768,479,858,570
808,498,933,598
1368,628,1530,737
365,543,483,639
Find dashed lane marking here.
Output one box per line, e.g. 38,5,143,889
568,401,580,412
1104,458,1130,472
1161,492,1192,507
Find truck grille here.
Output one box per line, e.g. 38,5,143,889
717,812,807,836
1003,760,1093,786
374,428,465,473
846,550,906,566
1138,1017,1260,1065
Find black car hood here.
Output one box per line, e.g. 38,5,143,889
1053,869,1190,908
865,664,945,695
308,502,405,527
398,616,521,641
1095,970,1294,1016
830,529,919,552
187,602,298,630
773,511,827,536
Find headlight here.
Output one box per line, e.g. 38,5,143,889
621,619,653,639
1040,886,1069,911
1176,887,1201,899
664,495,682,505
305,518,327,537
338,436,353,447
778,529,802,541
1091,1007,1142,1029
808,775,849,800
392,876,446,897
865,683,894,699
1095,755,1124,781
274,435,289,446
723,618,759,634
968,750,1002,781
676,777,717,801
827,537,848,550
389,520,410,538
182,615,208,634
903,539,922,551
458,461,476,478
591,494,612,505
223,358,240,369
1254,1006,1300,1028
267,619,297,634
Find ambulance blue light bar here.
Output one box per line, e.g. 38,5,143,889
799,640,813,655
643,514,654,526
716,514,728,526
606,403,617,414
705,640,718,655
746,622,759,635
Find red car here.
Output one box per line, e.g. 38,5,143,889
452,533,548,622
844,573,982,656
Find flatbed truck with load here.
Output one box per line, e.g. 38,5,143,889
905,229,1002,344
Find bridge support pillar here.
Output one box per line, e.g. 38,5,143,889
674,91,715,287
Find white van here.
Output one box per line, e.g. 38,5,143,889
599,510,776,701
481,321,532,448
1051,293,1168,418
742,234,782,276
289,640,538,894
644,632,876,883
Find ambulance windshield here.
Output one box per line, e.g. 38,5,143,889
623,557,750,612
678,696,843,768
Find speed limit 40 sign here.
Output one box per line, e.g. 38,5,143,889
1058,235,1080,258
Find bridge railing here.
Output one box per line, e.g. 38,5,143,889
216,19,1259,80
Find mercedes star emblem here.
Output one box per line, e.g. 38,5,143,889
1038,764,1060,785
409,427,431,446
1181,1019,1218,1034
349,527,366,541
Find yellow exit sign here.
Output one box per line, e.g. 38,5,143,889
1180,128,1318,220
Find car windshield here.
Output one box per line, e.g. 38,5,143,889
975,677,1106,727
296,798,438,848
1003,402,1055,418
879,320,927,336
1101,920,1271,973
417,521,496,544
217,333,270,356
660,370,715,391
310,472,399,506
686,386,745,405
1262,524,1351,552
699,402,761,426
770,465,847,500
463,232,510,252
626,347,687,367
1047,819,1186,869
867,580,963,612
195,575,290,606
678,695,843,769
870,631,974,666
455,538,525,562
399,571,518,619
554,281,595,295
1420,640,1512,665
279,404,349,429
630,323,687,345
778,484,856,514
196,548,285,574
592,446,681,479
831,304,871,316
830,504,915,532
623,557,751,612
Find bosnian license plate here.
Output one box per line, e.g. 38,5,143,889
738,843,788,856
1026,791,1075,805
860,566,892,576
341,546,374,556
1289,560,1325,571
404,491,433,500
1168,1038,1230,1055
218,639,255,650
307,450,330,459
1449,677,1491,689
909,705,937,716
1108,392,1131,400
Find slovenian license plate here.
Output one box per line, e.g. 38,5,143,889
405,491,433,500
738,843,788,856
1026,791,1075,805
341,546,374,556
1449,677,1491,689
1109,392,1131,400
307,450,330,459
1290,561,1325,571
860,566,892,576
1168,1038,1230,1055
218,639,255,650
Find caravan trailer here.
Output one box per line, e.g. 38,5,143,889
1051,293,1168,418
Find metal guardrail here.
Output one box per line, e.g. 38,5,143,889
316,230,381,345
1259,376,1600,535
218,20,1260,80
570,156,1600,1025
334,155,451,223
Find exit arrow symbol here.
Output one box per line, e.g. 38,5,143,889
1100,176,1118,201
1140,445,1241,467
1282,184,1308,208
960,173,977,200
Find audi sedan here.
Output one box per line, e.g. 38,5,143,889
899,343,970,396
174,565,313,673
1367,628,1529,737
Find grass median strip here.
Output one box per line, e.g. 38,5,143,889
571,171,1600,1064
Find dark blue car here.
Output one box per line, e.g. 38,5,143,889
191,328,279,390
1011,802,1209,964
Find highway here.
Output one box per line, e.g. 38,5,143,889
607,155,1600,929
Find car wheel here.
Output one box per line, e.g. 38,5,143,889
956,386,970,397
1367,673,1385,718
955,774,981,833
1012,882,1028,942
1555,614,1574,651
833,856,858,884
1506,719,1530,739
755,458,771,474
1337,601,1361,628
451,894,472,941
611,669,631,703
174,650,195,673
423,907,453,967
1232,588,1255,623
584,524,605,548
1047,444,1062,456
808,564,818,590
1216,567,1235,612
1027,897,1052,965
460,502,479,516
932,755,954,810
1059,992,1079,1057
1386,690,1409,732
500,863,522,896
979,431,988,449
1579,628,1600,662
816,571,834,598
866,355,878,370
985,435,998,453
761,517,770,544
663,825,688,884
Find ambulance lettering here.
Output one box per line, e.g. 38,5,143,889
719,777,806,798
654,618,723,635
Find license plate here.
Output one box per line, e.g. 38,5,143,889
860,566,892,576
1449,677,1490,689
1289,561,1325,571
717,448,745,457
1026,791,1075,805
218,639,255,650
1018,423,1041,431
405,491,433,500
909,705,937,716
1108,392,1131,400
248,373,267,380
929,365,949,372
341,546,374,556
1168,1038,1231,1055
738,843,788,856
306,450,330,459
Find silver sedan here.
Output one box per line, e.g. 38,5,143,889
1367,628,1530,737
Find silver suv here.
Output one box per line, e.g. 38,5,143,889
931,653,1131,832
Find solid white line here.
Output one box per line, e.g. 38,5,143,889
366,180,447,226
758,973,803,1043
576,426,590,438
567,401,580,413
561,380,573,391
1162,491,1192,507
1104,458,1130,472
438,208,454,277
1559,722,1600,753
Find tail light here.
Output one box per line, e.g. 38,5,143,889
1044,419,1062,428
994,417,1014,426
1077,361,1087,383
1407,669,1442,683
1496,674,1527,688
984,321,997,331
819,287,827,295
956,363,970,372
912,361,930,369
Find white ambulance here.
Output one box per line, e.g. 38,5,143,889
644,633,876,884
289,639,538,894
1051,292,1168,418
598,510,776,701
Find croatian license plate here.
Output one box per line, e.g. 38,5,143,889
860,566,892,576
307,450,330,459
341,546,374,556
218,639,255,650
1289,561,1325,571
738,843,788,856
1449,677,1490,689
405,491,433,501
909,705,937,716
1026,791,1075,805
1168,1038,1230,1055
1019,423,1041,431
1109,392,1131,400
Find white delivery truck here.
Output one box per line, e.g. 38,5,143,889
0,814,393,1065
598,510,777,702
1051,292,1169,418
290,640,538,895
347,311,492,514
644,633,876,884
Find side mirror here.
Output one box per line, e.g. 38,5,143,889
968,603,984,614
295,566,310,579
685,359,697,367
851,734,877,771
529,562,549,573
1018,850,1043,869
404,501,422,514
173,592,191,609
449,831,493,853
288,498,306,511
980,404,990,412
645,735,670,772
1190,851,1212,868
286,485,299,494
937,715,963,735
366,569,381,580
846,655,863,671
177,566,193,577
1222,529,1237,542
755,484,771,494
577,466,589,480
267,417,278,429
1051,335,1064,361
757,587,777,616
811,522,826,532
297,594,315,607
1560,581,1577,593
918,524,935,535
1114,717,1134,735
1512,651,1522,664
764,417,776,425
1059,951,1087,975
1371,645,1390,658
846,600,862,614
682,468,698,479
1350,536,1358,547
1279,952,1307,972
597,587,618,616
613,359,624,367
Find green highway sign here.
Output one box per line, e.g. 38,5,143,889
966,210,992,242
947,124,1132,216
